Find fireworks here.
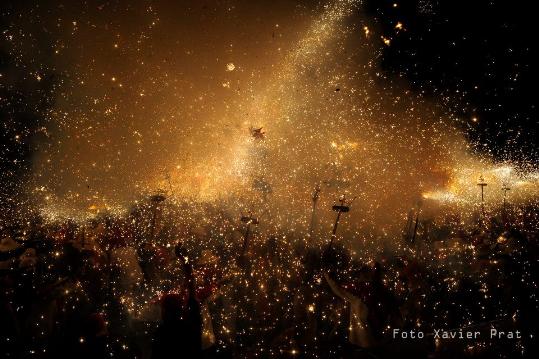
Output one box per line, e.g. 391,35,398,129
0,0,537,358
0,0,531,239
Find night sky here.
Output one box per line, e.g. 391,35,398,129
365,0,537,162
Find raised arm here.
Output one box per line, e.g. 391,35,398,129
323,272,355,302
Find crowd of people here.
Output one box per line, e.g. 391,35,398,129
0,200,536,358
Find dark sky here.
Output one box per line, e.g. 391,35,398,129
364,0,537,162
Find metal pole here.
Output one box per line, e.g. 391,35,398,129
324,195,353,256
308,185,321,238
242,222,251,254
149,193,166,241
240,213,258,257
150,204,157,240
327,210,342,251
477,176,487,218
502,184,511,226
411,212,420,243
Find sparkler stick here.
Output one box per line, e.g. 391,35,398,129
502,182,511,226
404,209,414,242
403,199,422,244
149,192,166,241
411,211,420,244
175,244,195,294
477,175,488,218
324,194,355,258
165,172,173,196
411,200,423,244
240,212,259,258
308,184,321,239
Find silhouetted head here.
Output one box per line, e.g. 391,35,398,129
161,293,183,321
84,313,107,337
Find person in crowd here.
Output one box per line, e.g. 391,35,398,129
152,244,205,358
323,271,374,350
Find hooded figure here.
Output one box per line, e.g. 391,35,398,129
152,292,203,359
